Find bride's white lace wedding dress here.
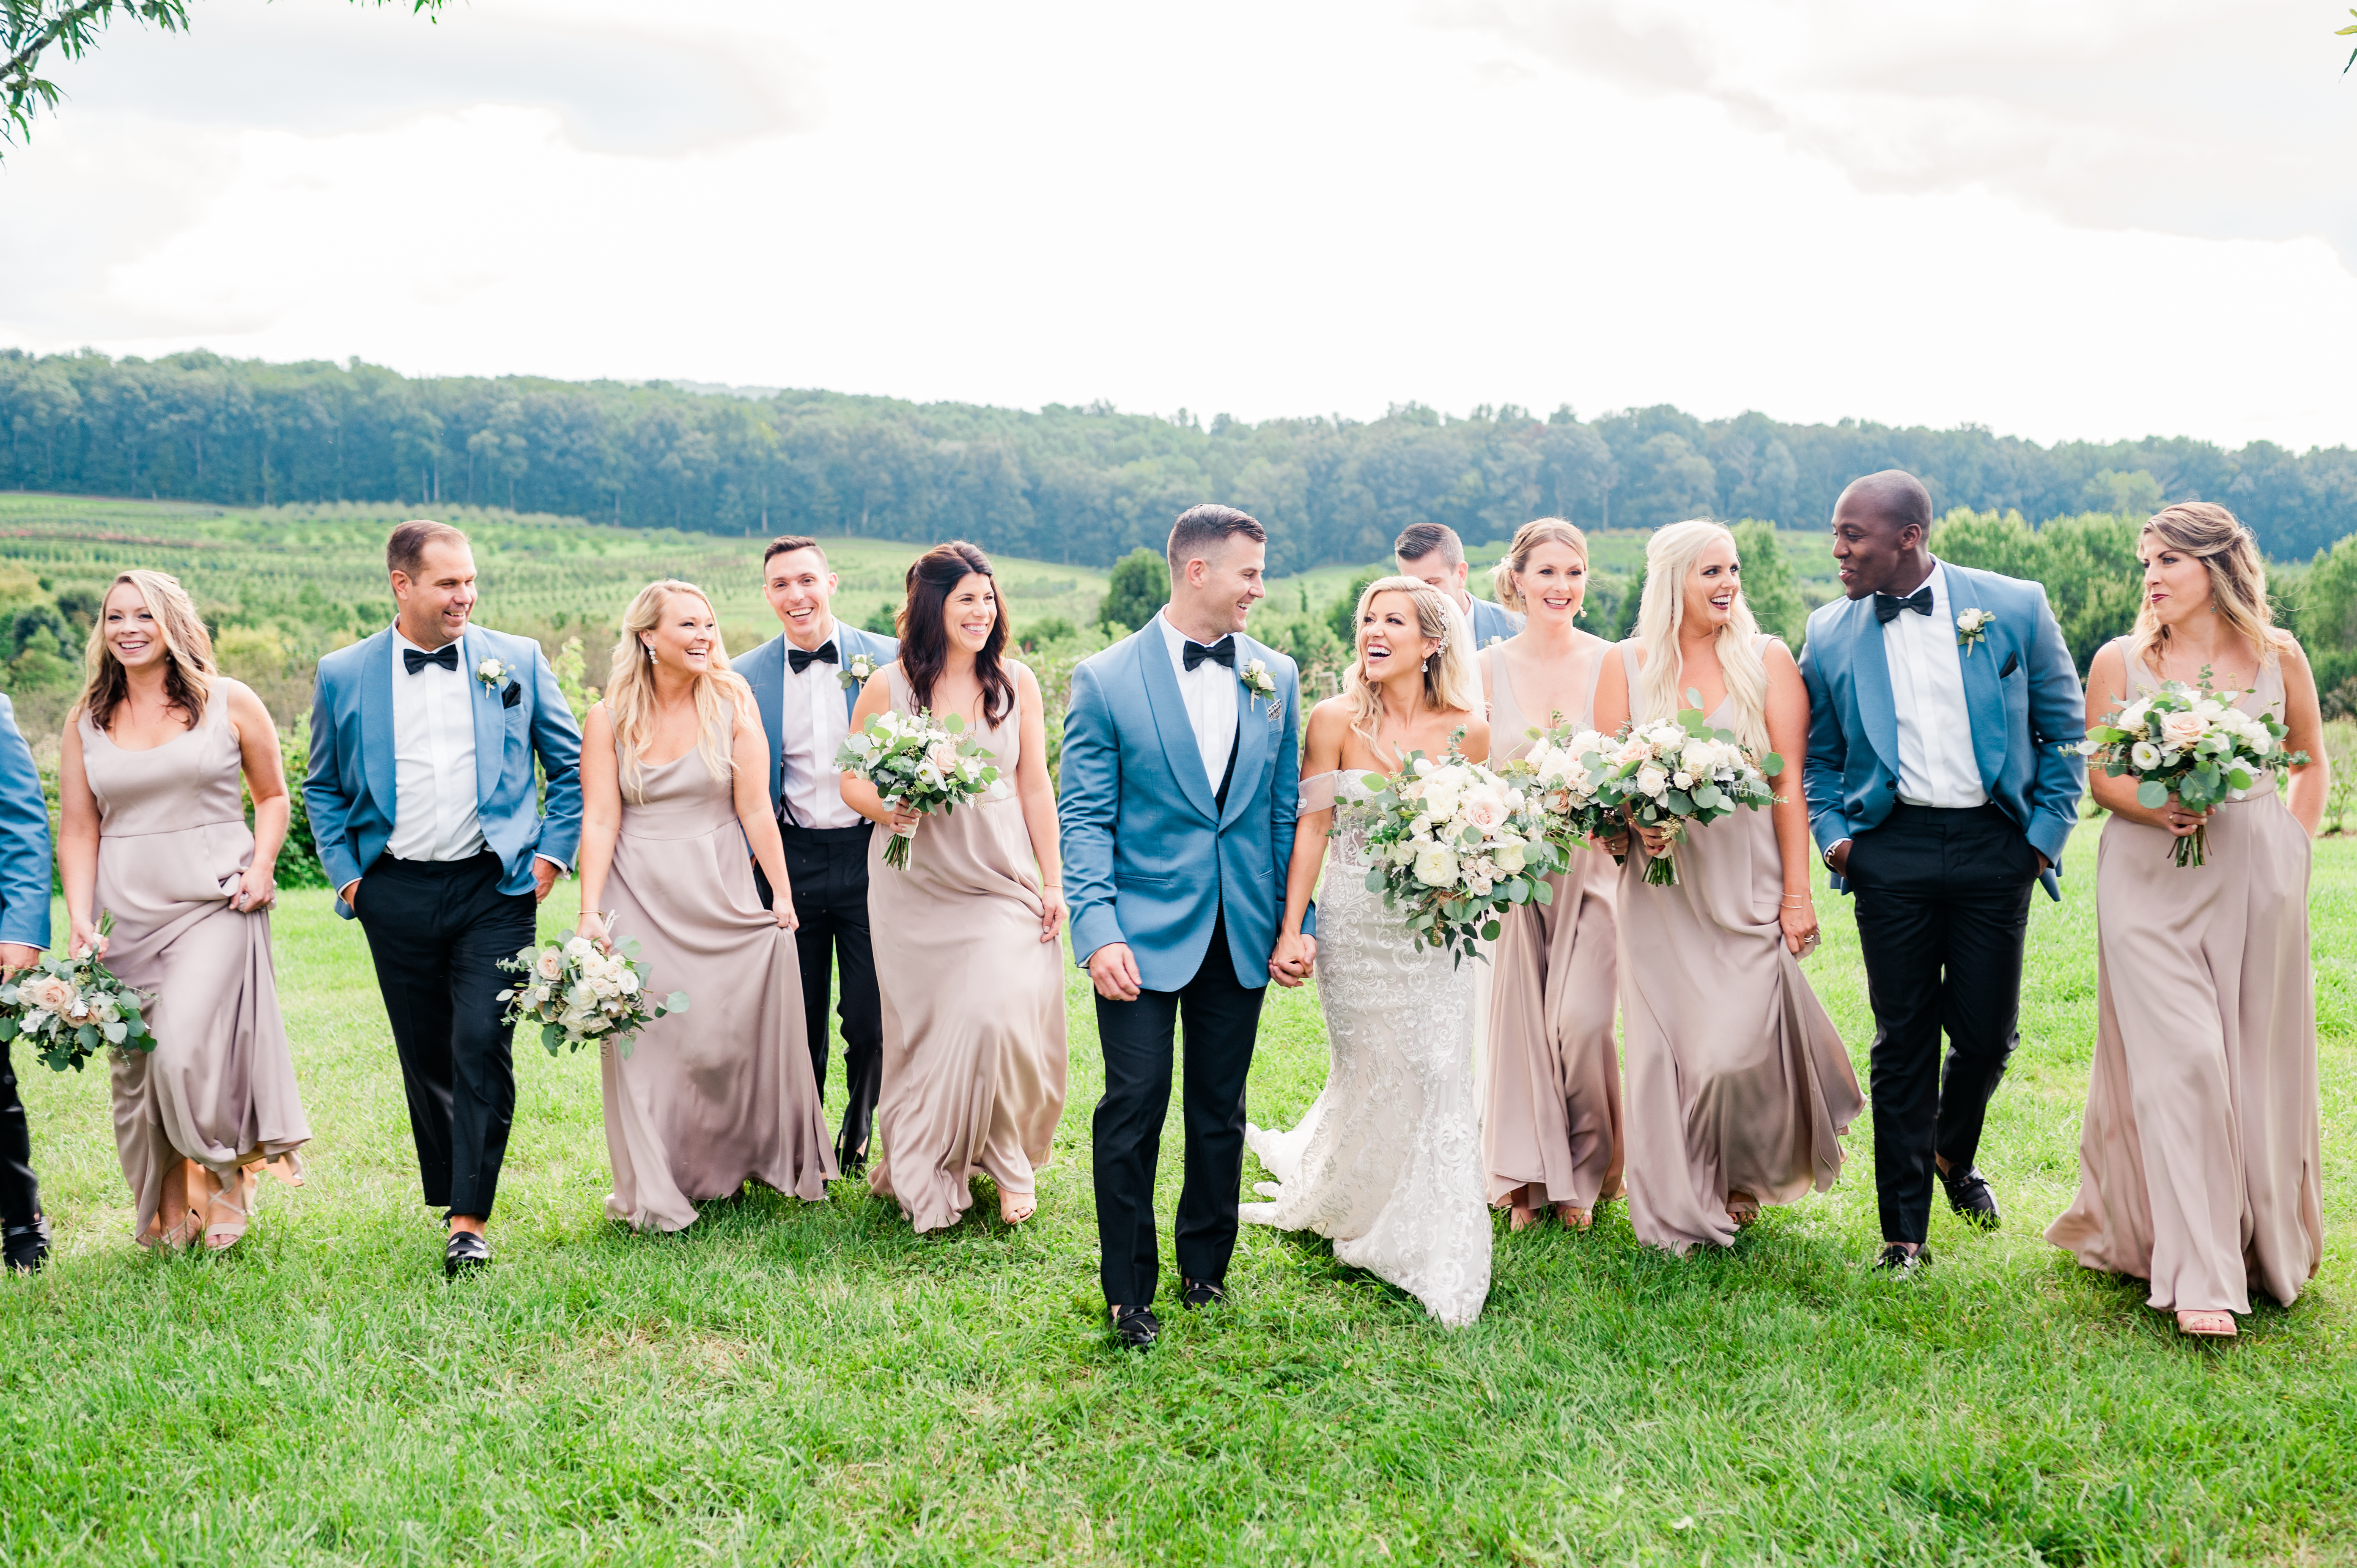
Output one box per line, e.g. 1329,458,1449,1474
1240,771,1492,1326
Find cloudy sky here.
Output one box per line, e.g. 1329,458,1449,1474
3,0,2352,449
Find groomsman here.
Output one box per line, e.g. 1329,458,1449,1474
306,521,582,1276
1396,523,1523,647
1062,504,1310,1349
1798,471,2083,1273
737,537,899,1173
0,695,52,1273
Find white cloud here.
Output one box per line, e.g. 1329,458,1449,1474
0,0,2350,451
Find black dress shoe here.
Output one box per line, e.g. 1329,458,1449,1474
1874,1243,1933,1275
3,1214,50,1274
1180,1277,1226,1310
1940,1165,2001,1228
445,1230,490,1278
837,1145,869,1178
1109,1304,1159,1349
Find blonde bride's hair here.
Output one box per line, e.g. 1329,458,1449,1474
1340,575,1482,755
1632,520,1770,756
603,579,752,802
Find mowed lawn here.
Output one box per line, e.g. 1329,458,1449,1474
3,825,2353,1566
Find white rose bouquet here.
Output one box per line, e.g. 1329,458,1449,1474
835,707,1004,869
0,912,157,1073
1596,694,1782,887
498,922,687,1059
1356,746,1565,966
2079,674,2305,868
1498,721,1621,863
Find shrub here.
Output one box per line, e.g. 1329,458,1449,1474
1098,548,1168,635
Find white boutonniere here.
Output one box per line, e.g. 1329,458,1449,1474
1955,609,1995,654
475,657,510,693
839,651,878,692
1240,657,1281,725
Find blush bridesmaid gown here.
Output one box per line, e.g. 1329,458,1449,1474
82,696,309,1245
864,664,1068,1233
2045,650,2322,1319
1612,640,1862,1254
1479,642,1624,1219
598,712,835,1231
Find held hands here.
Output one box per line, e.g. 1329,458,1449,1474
1037,887,1067,945
1268,931,1317,988
532,857,565,904
1087,941,1143,1002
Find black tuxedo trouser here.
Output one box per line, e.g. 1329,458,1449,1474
0,1038,37,1229
1091,908,1267,1309
1847,803,2040,1245
757,824,883,1168
354,852,536,1219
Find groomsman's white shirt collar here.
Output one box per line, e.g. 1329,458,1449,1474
778,614,862,830
387,627,488,862
1157,608,1237,795
1883,560,1988,810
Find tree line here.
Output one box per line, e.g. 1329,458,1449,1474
5,348,2354,570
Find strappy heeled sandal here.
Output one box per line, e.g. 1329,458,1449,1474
1554,1203,1593,1231
205,1167,257,1252
255,1154,304,1188
1726,1191,1762,1228
2176,1310,2238,1339
148,1158,204,1248
997,1191,1037,1225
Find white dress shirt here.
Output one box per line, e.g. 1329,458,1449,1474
778,617,863,830
1157,609,1238,798
1883,560,1988,810
387,628,488,861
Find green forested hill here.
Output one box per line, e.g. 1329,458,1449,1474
5,348,2352,569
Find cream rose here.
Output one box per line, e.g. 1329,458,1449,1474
1635,765,1669,798
2158,710,2206,750
1412,844,1460,888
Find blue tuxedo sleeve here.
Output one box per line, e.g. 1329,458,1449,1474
0,697,52,950
1057,660,1122,968
304,670,364,899
529,644,585,870
1273,664,1314,939
2020,585,2086,874
1797,636,1851,855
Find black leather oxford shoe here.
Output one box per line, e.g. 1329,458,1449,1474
445,1230,490,1278
1109,1304,1159,1349
1940,1165,2001,1229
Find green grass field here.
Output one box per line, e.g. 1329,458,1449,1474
1,823,2351,1565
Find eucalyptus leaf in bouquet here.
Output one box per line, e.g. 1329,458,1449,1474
835,707,1005,869
1355,742,1566,967
1594,691,1781,887
0,911,158,1073
498,921,687,1059
2079,670,2306,868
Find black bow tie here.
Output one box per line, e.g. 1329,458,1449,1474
1183,636,1236,672
1874,587,1934,624
403,644,460,675
787,640,840,675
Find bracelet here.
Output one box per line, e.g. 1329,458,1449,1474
1779,893,1811,907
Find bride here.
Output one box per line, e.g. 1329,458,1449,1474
1250,576,1493,1326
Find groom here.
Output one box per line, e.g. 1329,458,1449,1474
1061,504,1311,1349
1798,471,2083,1273
307,520,582,1277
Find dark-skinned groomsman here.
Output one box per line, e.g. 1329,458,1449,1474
737,537,900,1173
1798,471,2084,1274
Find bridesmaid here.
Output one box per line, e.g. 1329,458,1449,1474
575,579,834,1231
842,542,1069,1232
1594,521,1861,1254
2045,504,2329,1339
1479,518,1627,1232
57,570,309,1251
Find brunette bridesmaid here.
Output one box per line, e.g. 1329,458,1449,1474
57,570,310,1251
2046,504,2329,1339
1594,521,1861,1254
844,542,1069,1232
575,580,834,1231
1479,519,1626,1232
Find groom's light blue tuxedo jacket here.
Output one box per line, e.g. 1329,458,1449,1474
0,695,52,951
1059,624,1309,994
305,625,584,919
1797,562,2084,901
735,622,899,819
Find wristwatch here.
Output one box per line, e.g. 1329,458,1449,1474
1823,839,1849,871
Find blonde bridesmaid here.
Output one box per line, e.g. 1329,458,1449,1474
1478,519,1627,1232
575,580,835,1231
57,571,310,1250
843,542,1069,1232
1594,521,1861,1253
2046,504,2329,1339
